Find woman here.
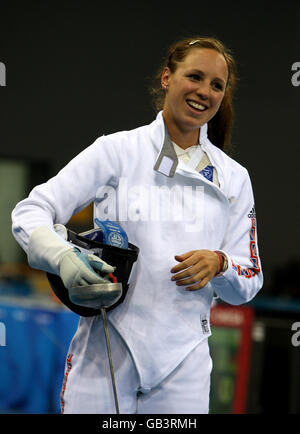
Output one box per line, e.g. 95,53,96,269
11,36,263,414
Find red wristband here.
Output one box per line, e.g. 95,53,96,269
214,251,224,274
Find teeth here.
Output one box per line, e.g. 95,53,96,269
187,100,206,111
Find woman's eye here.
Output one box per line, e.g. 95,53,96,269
213,82,224,91
189,74,200,80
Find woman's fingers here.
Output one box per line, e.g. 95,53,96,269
171,262,204,282
170,250,220,291
185,276,211,291
173,270,207,286
170,251,199,273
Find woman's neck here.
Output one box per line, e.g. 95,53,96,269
162,112,200,150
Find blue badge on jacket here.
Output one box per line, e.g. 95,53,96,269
200,165,214,182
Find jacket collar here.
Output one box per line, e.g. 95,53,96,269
152,111,208,178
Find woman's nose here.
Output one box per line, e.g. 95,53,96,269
196,81,210,99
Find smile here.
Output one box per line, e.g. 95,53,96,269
186,100,208,111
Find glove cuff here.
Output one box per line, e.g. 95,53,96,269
28,225,73,275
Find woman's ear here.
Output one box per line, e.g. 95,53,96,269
161,67,171,90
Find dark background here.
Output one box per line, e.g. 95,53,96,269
0,0,299,289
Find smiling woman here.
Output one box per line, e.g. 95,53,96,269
11,34,263,415
150,37,237,151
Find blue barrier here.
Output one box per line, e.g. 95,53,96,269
0,299,79,414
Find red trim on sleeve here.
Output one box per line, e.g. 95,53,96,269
232,218,261,278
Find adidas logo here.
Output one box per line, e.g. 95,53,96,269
248,206,256,218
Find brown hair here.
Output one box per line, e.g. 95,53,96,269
150,36,237,152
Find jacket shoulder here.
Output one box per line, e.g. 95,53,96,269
93,121,155,166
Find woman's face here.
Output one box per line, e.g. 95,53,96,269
162,48,228,134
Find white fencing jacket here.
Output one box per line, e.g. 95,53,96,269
12,111,263,389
